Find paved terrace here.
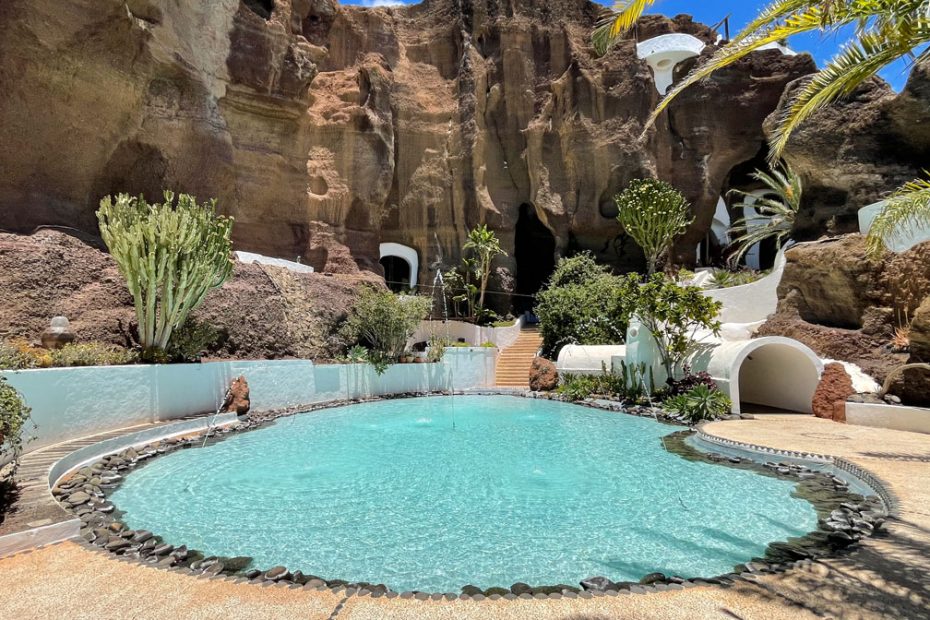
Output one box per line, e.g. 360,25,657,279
0,414,928,619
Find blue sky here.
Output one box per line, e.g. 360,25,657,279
343,0,912,91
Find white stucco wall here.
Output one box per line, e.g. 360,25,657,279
409,317,524,349
1,348,497,453
846,402,930,434
556,345,627,375
379,242,419,288
235,251,315,273
636,34,706,94
702,250,786,324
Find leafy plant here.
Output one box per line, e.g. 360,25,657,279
97,192,234,361
727,165,802,267
707,268,769,289
427,336,451,362
634,274,722,378
664,384,732,423
615,179,693,274
341,287,431,371
665,365,718,397
344,345,369,363
480,341,497,348
0,376,33,470
556,373,599,401
463,224,507,312
534,254,639,358
556,362,654,403
0,339,51,370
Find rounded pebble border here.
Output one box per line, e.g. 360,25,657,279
48,390,892,601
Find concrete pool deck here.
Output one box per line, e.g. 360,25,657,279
0,414,928,619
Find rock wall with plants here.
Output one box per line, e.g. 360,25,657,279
0,0,814,283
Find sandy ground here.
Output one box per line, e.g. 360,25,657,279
0,414,928,619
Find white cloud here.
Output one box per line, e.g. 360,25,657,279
355,0,410,6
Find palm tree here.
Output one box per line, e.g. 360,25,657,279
463,224,507,311
594,1,930,254
726,164,803,266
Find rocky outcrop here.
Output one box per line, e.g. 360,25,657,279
906,297,930,405
0,0,814,296
811,363,854,422
223,376,251,415
0,230,369,360
759,236,930,405
529,356,558,391
771,62,930,238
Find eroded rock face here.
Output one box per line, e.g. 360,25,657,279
759,236,930,404
770,61,930,238
0,0,814,295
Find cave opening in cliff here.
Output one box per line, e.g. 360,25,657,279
514,203,556,314
243,0,274,19
723,148,781,271
380,256,412,293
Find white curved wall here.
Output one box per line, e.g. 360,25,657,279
703,250,787,324
410,317,525,349
859,200,930,253
379,242,419,288
686,336,823,414
636,34,705,94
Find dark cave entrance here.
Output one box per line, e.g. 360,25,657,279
514,203,556,314
380,255,411,293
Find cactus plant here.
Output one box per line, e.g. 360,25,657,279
97,192,234,360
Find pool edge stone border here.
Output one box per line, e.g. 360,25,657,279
42,390,894,602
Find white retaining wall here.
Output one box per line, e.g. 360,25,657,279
409,317,525,349
702,251,786,324
1,348,497,452
846,402,930,435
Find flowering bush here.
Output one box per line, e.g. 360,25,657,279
615,179,692,274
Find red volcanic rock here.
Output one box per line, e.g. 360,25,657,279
223,376,251,415
529,357,558,392
811,363,855,421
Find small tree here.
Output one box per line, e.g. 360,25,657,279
727,164,802,266
463,224,506,311
97,192,234,360
341,287,431,372
615,179,692,275
634,274,722,379
0,377,33,472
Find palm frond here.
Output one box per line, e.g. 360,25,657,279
726,163,802,266
593,0,656,55
769,22,930,158
866,174,930,256
644,6,853,131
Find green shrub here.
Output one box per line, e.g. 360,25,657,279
50,343,137,367
0,340,50,370
97,191,234,361
0,376,33,469
341,287,431,373
534,254,639,358
165,319,220,362
664,384,731,423
707,269,769,289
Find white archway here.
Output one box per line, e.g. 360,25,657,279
379,242,419,290
636,34,706,94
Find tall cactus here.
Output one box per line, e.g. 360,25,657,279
97,192,234,359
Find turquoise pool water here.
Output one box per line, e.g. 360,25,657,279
110,396,818,591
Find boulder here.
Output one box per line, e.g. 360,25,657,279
812,363,855,422
529,357,558,392
223,376,251,416
903,296,930,405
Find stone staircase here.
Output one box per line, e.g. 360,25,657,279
495,327,543,387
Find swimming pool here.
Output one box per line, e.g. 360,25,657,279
109,395,819,592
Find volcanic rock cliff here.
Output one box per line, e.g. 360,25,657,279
0,0,815,294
